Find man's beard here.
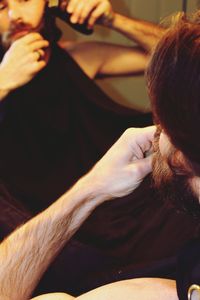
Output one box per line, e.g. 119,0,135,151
2,22,37,49
152,127,200,218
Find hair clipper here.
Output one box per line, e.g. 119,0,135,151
48,0,93,35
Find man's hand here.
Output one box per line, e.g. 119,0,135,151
85,126,156,200
66,0,114,28
0,33,49,93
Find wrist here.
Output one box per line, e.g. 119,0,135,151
109,13,131,30
0,82,11,100
75,170,110,205
0,68,12,97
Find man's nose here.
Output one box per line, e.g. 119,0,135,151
8,2,22,22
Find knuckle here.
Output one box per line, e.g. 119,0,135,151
31,32,42,40
91,11,99,18
34,32,42,37
81,10,88,18
132,164,143,178
123,128,136,138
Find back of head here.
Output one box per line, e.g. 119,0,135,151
147,12,200,175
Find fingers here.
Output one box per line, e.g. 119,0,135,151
36,49,45,58
69,1,86,24
66,0,111,27
12,33,49,63
12,33,49,58
67,0,79,14
17,33,44,44
143,125,157,141
31,60,47,73
0,32,48,91
129,126,156,156
29,40,49,52
139,126,157,154
130,155,153,182
87,1,110,28
67,0,99,24
138,155,153,176
29,51,43,62
79,2,97,24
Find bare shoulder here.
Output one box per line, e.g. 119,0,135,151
31,292,75,300
58,40,103,79
58,40,101,53
76,278,178,300
58,40,101,62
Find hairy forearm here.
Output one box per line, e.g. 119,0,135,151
0,174,105,300
109,13,165,52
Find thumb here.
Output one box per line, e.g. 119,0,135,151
132,155,153,180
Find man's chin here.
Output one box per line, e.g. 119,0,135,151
2,23,44,49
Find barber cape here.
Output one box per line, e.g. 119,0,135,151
177,239,200,300
0,44,199,296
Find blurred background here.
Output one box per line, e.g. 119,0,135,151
57,0,199,112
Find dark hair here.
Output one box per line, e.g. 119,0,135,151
146,12,200,175
42,8,62,43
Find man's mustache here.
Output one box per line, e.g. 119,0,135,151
8,22,33,37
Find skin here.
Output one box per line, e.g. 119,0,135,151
32,278,178,300
32,292,74,299
76,278,178,300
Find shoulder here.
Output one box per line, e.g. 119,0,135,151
58,40,102,54
76,278,178,300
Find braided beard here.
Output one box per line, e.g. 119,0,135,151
152,127,200,218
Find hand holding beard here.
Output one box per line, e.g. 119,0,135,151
0,33,49,94
83,126,155,201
